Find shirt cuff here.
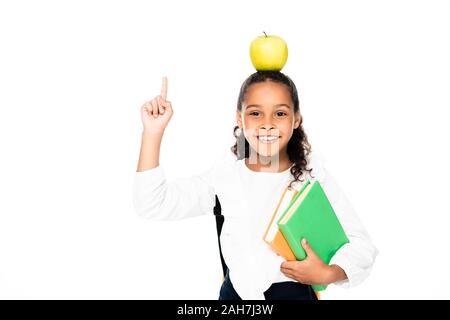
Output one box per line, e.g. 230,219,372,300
328,244,355,288
135,165,165,179
134,166,166,193
133,166,166,217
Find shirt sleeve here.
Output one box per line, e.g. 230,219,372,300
132,163,216,221
311,158,379,288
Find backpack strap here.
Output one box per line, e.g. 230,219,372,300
213,194,228,277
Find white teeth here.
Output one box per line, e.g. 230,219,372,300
258,136,279,142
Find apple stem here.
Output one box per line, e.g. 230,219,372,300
263,31,267,37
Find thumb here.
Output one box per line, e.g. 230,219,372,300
301,238,316,258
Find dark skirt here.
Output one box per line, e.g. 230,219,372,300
219,269,318,300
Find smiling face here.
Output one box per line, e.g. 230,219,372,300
236,80,301,167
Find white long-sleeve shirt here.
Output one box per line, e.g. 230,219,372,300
132,150,378,300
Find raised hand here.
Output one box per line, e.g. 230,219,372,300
140,77,173,134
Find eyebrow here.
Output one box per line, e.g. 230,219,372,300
246,104,291,109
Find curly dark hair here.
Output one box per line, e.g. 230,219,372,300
231,70,313,189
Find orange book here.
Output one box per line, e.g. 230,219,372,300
263,186,321,299
263,187,298,261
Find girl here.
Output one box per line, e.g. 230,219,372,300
133,71,378,300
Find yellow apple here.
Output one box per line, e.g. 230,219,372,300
250,32,288,71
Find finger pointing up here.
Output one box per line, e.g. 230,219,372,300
161,76,168,101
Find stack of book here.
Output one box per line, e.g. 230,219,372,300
262,179,349,291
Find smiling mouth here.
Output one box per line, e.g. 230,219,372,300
257,135,280,144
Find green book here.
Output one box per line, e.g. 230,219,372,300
277,179,349,291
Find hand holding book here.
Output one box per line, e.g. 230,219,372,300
263,179,350,291
280,238,348,287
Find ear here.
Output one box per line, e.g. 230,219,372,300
236,110,243,129
294,112,302,129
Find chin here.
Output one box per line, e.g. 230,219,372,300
249,142,282,159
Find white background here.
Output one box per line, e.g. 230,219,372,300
0,0,449,299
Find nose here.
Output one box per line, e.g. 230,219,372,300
261,117,274,129
261,124,275,130
257,114,278,135
258,124,278,136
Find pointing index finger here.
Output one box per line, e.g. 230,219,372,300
161,76,168,100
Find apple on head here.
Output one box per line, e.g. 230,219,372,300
250,32,288,71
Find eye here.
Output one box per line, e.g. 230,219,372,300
249,111,260,116
276,111,287,117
